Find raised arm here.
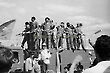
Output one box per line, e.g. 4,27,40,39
69,55,83,73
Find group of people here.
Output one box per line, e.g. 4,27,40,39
1,34,110,73
20,16,86,53
0,17,110,73
18,16,87,73
25,43,52,73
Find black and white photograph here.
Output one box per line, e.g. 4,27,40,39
0,0,110,73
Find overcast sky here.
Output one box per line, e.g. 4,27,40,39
0,0,110,47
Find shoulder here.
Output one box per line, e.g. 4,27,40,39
83,61,110,73
104,66,110,73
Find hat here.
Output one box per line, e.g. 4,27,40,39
25,22,29,25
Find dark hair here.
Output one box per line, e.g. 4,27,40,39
25,22,29,25
76,23,83,27
66,22,70,27
61,22,64,24
70,25,75,29
31,16,36,20
45,17,50,21
0,47,13,73
64,63,72,71
94,35,110,61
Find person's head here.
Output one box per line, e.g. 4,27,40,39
70,25,75,29
25,22,30,28
61,22,64,25
64,67,68,72
45,17,50,22
0,47,13,73
31,16,36,22
76,23,83,28
50,20,53,23
64,63,72,71
66,22,70,27
60,22,64,27
94,35,110,61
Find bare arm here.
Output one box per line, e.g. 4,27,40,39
69,55,83,73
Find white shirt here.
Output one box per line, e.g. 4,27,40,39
25,57,33,71
82,61,110,73
33,59,41,73
41,48,51,64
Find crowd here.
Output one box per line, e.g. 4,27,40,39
0,16,110,73
1,34,110,73
20,16,86,52
20,16,87,73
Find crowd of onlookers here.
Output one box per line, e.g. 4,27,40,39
1,34,110,73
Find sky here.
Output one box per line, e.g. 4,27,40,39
0,0,110,48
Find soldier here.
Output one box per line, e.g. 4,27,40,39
68,23,74,52
29,16,39,51
49,20,56,49
70,25,77,51
29,16,38,32
76,23,86,52
41,17,51,49
34,25,42,53
21,22,32,51
65,22,71,50
56,22,65,48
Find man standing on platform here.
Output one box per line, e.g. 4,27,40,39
76,23,86,52
29,16,39,51
41,17,51,49
21,22,31,50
